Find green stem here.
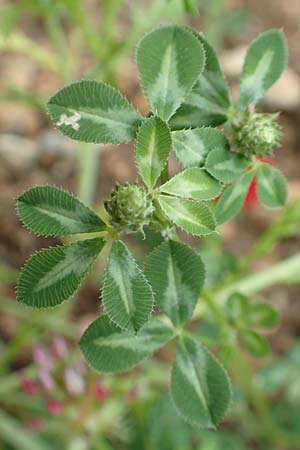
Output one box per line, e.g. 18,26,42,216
215,252,300,305
77,143,101,206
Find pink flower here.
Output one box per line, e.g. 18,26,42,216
20,376,39,395
33,345,53,370
39,368,55,392
64,367,85,395
52,336,67,358
94,381,110,402
46,399,63,416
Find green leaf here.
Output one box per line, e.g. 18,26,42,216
205,148,249,183
239,30,287,107
169,32,230,129
195,33,231,110
183,0,199,15
48,80,142,144
215,170,255,224
16,185,105,237
136,25,205,121
240,330,270,357
135,116,172,188
170,336,231,428
169,103,228,130
256,163,288,209
79,315,174,373
247,303,279,328
102,241,154,332
158,195,216,236
172,127,229,169
17,238,105,308
160,168,222,200
226,292,250,326
144,240,205,326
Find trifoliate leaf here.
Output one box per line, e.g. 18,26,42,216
215,170,255,224
16,185,105,237
48,80,142,144
239,30,287,107
136,25,205,121
79,315,174,373
158,195,216,236
172,127,229,169
205,148,249,183
160,168,222,200
144,240,205,326
240,330,270,357
17,238,105,308
102,241,154,332
136,116,172,188
256,163,287,208
247,303,280,328
170,336,231,428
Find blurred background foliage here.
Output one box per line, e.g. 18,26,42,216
0,1,300,449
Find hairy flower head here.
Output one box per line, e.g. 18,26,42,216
232,111,281,159
104,183,154,233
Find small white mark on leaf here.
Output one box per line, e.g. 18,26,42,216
57,112,81,130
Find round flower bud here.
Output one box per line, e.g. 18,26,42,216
104,183,154,233
232,111,281,159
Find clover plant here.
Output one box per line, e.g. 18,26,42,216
16,25,287,428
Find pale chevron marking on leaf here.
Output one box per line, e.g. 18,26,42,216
79,316,174,373
240,50,273,104
160,168,222,200
172,127,229,169
136,26,205,121
158,195,216,236
107,244,137,317
170,336,231,427
176,339,211,415
136,116,171,188
144,241,204,326
102,241,154,332
239,30,287,106
172,131,206,166
17,238,105,308
150,42,185,119
34,244,96,292
48,80,142,144
205,148,249,184
16,185,105,237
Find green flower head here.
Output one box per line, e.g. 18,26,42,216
104,182,154,233
232,111,282,159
